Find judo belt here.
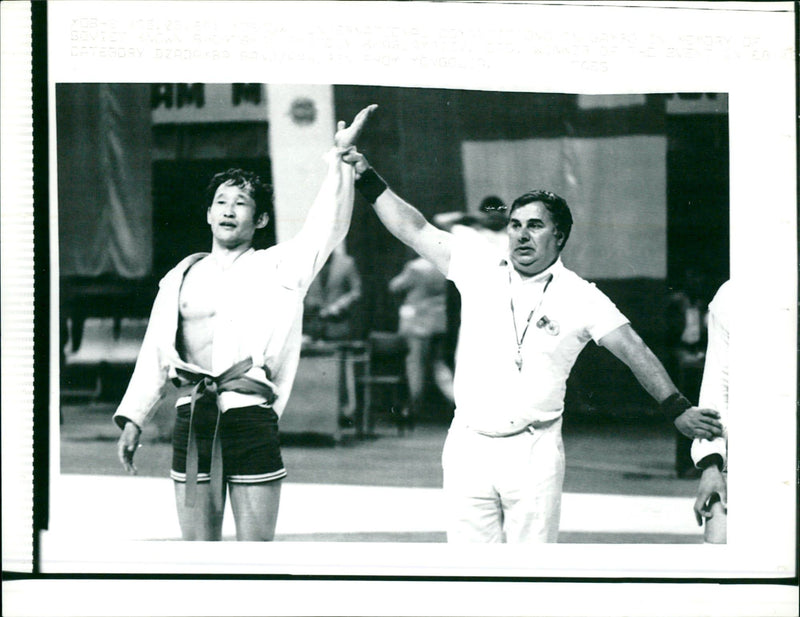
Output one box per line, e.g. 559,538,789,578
172,358,276,510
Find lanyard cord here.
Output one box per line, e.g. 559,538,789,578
509,272,553,352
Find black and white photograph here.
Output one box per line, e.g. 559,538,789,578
54,82,732,545
2,1,797,615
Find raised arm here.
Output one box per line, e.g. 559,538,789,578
289,105,378,279
598,323,723,439
342,150,453,276
432,211,478,231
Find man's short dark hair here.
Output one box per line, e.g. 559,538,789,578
205,168,273,220
479,195,508,232
509,190,573,249
479,195,506,214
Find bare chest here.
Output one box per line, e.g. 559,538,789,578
179,260,222,322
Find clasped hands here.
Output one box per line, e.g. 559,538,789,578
334,104,376,176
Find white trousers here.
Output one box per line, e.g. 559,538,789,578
442,417,565,543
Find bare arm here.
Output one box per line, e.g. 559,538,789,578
599,324,678,401
432,211,478,231
342,150,453,276
374,190,453,275
388,263,412,294
339,261,363,307
599,323,723,438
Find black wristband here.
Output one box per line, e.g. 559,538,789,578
697,453,724,470
661,392,692,419
354,167,388,203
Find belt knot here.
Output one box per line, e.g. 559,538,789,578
202,375,217,395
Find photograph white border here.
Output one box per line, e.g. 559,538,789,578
2,0,797,614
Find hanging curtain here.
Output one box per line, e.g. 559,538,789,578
57,83,152,278
461,133,667,280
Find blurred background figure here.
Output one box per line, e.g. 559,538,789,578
389,255,454,430
665,266,711,478
433,195,508,256
474,195,510,249
303,245,363,343
303,245,363,427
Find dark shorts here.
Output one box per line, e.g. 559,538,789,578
170,399,287,484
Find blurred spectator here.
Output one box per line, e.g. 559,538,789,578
303,246,362,342
433,195,508,256
303,246,363,427
666,267,710,478
389,256,454,429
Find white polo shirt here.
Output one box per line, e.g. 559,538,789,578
447,235,629,436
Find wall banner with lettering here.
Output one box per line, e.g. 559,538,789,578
151,83,268,124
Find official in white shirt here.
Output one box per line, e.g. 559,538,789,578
340,126,724,542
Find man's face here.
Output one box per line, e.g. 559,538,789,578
507,201,563,277
206,181,267,249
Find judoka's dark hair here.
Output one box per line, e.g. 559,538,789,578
205,169,273,221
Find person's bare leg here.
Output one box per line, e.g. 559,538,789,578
404,336,427,406
229,481,282,541
174,482,225,541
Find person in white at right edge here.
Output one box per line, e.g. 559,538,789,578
339,110,724,543
691,280,731,543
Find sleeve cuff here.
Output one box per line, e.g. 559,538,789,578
696,453,724,470
113,413,140,431
691,436,727,469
